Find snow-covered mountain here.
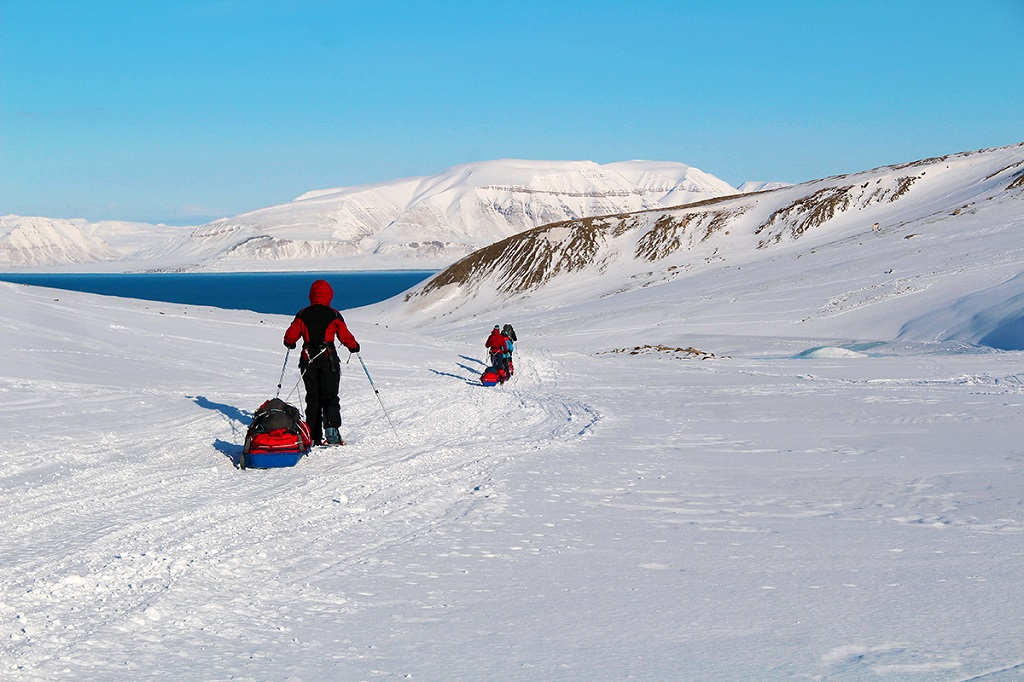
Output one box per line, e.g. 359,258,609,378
0,216,202,272
0,159,737,272
0,215,123,266
184,159,737,271
392,142,1024,350
736,180,792,193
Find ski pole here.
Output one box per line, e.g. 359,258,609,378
275,347,291,398
355,353,400,439
284,347,328,403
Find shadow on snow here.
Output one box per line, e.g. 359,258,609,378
429,365,481,385
214,438,243,468
427,355,496,385
190,395,249,468
190,395,251,423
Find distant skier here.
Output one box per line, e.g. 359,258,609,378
284,279,360,446
501,327,515,377
485,325,510,379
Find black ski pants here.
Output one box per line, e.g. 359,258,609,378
303,363,341,443
490,351,508,372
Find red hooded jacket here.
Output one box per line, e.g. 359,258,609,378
284,280,360,358
485,327,508,354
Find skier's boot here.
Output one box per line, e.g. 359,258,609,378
325,427,342,446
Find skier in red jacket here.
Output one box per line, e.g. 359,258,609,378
284,279,360,445
485,325,510,379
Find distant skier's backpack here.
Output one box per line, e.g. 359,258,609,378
242,398,312,467
502,324,517,342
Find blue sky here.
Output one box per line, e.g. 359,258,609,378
2,0,1022,225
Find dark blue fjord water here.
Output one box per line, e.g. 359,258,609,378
0,271,435,315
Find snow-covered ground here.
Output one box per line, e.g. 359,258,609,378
2,268,1023,679
2,142,1023,680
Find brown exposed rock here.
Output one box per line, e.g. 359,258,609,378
888,176,918,202
634,214,696,261
599,344,720,359
755,186,855,247
415,216,614,297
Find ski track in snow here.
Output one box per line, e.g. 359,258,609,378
4,340,1024,679
0,325,600,679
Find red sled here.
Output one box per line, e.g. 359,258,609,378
480,367,508,386
241,398,312,469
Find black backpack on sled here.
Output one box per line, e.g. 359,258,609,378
240,398,312,469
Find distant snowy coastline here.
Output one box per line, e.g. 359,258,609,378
1,159,741,273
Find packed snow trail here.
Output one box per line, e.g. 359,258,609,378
0,284,599,679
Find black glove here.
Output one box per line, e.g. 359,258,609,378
285,342,296,349
351,343,360,353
